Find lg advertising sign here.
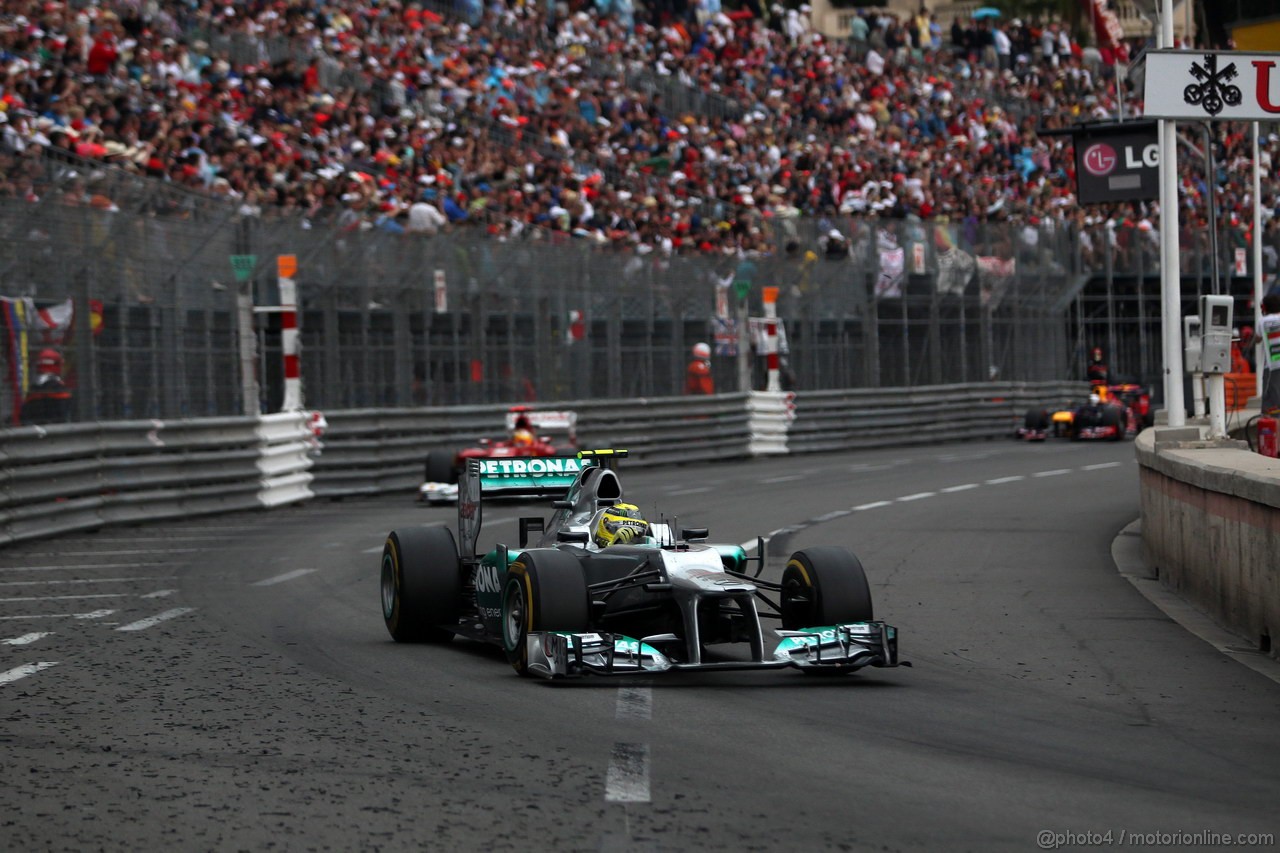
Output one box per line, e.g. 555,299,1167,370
1074,122,1159,204
1143,50,1280,120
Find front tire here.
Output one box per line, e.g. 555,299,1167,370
381,526,461,642
501,550,590,676
780,546,874,629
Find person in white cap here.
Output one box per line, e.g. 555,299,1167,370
685,341,714,395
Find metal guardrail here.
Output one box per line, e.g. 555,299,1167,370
0,413,316,546
309,394,753,497
309,382,1087,498
788,382,1088,453
0,383,1092,544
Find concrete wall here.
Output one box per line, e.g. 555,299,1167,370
1136,427,1280,656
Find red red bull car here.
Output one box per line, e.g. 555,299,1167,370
419,407,578,503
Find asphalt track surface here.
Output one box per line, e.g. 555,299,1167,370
3,440,1278,852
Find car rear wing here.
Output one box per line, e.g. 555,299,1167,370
457,456,598,559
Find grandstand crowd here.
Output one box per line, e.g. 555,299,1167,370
1,0,1278,270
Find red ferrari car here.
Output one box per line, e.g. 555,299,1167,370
419,407,579,503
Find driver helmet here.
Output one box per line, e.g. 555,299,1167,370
1089,393,1101,406
692,342,711,360
594,503,648,548
512,428,535,447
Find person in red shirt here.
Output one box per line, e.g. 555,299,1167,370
86,30,119,78
685,342,714,395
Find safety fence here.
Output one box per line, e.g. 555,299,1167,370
0,411,317,546
0,157,1114,426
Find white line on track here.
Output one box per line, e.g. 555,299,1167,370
615,687,652,721
896,492,935,502
813,510,852,521
141,590,177,599
941,483,980,493
0,662,57,685
252,569,316,587
986,476,1025,485
1083,461,1123,470
853,501,893,511
2,632,52,645
0,612,112,621
605,743,651,803
0,593,127,603
116,608,195,632
0,564,158,573
761,474,803,484
1033,469,1072,478
0,577,173,587
11,549,199,557
666,486,711,496
362,545,383,554
87,535,254,542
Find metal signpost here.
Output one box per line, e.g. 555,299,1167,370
230,254,259,416
1143,46,1280,435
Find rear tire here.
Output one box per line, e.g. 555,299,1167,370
423,449,456,485
780,546,874,629
381,526,461,642
501,550,590,676
1023,408,1049,431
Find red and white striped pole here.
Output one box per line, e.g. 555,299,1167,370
762,286,780,392
278,254,302,411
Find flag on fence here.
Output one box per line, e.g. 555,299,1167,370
976,257,1016,309
876,246,905,299
1,296,104,424
713,317,737,356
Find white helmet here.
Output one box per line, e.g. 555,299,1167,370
692,342,711,359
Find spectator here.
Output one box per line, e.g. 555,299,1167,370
1260,294,1280,415
685,341,714,395
21,349,72,425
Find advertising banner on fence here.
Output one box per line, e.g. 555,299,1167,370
1073,122,1159,204
1143,50,1280,120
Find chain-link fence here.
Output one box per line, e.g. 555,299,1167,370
2,143,1272,426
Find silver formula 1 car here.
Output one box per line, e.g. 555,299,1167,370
381,451,907,679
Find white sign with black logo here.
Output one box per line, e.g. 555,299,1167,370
1143,50,1280,121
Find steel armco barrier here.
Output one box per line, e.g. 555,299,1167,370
309,394,753,498
0,383,1086,544
309,382,1085,498
787,382,1088,453
0,412,316,546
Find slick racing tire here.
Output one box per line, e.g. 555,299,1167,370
381,526,461,643
1102,406,1124,441
1023,408,1050,432
502,550,590,677
423,449,457,485
780,546,874,630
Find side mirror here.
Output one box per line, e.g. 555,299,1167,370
681,527,709,541
557,530,590,545
551,499,573,509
